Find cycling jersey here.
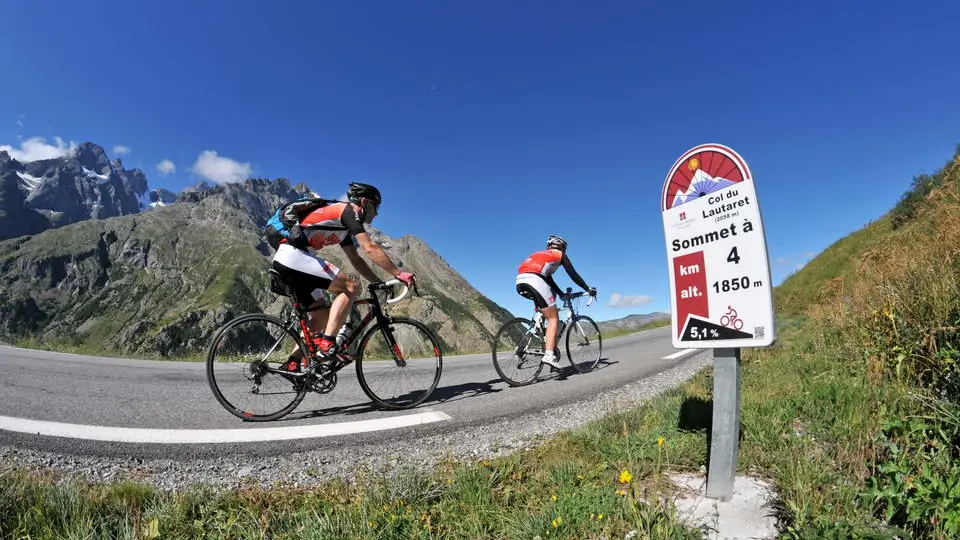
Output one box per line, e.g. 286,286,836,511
298,202,367,251
517,249,563,277
515,247,591,309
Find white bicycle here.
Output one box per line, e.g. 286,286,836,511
491,287,602,386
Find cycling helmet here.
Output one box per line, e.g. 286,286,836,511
346,182,382,207
547,234,567,251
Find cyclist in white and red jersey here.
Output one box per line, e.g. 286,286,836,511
271,182,416,369
515,235,596,368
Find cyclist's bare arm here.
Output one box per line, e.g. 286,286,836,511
341,242,382,283
561,253,592,292
354,232,403,278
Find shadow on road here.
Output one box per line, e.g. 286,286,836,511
276,378,505,421
416,378,504,405
281,402,379,421
540,357,618,382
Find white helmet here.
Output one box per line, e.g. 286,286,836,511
547,235,567,251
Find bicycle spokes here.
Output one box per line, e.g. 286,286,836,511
207,315,308,420
566,315,602,373
357,319,443,409
492,318,544,386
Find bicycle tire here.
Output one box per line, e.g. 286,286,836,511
492,317,544,386
355,317,443,410
206,313,310,422
565,314,602,373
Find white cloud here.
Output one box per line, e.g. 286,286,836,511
191,150,252,184
774,257,791,266
16,114,24,127
609,292,652,307
0,136,78,162
113,145,131,155
156,159,176,175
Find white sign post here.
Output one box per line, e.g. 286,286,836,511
659,143,775,500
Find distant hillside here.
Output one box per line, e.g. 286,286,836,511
597,312,670,334
775,145,960,326
0,177,516,357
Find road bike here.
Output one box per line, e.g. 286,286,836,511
491,287,602,386
206,269,443,422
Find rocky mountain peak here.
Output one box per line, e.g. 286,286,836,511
0,141,152,240
74,142,112,175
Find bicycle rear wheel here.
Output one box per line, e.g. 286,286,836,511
206,313,309,421
565,314,602,373
492,317,545,386
355,317,443,410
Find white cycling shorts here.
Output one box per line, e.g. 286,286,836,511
515,273,556,309
271,243,342,304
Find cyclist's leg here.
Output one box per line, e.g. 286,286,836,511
540,275,563,356
321,272,359,351
272,244,341,359
516,273,560,367
541,305,560,354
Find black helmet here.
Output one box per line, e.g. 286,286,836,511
547,234,567,251
347,182,382,207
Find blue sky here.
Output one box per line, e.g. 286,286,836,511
3,0,960,322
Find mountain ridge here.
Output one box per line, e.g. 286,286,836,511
0,173,516,357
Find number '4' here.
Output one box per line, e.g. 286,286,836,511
727,246,741,264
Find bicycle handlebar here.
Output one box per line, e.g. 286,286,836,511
370,279,412,304
563,288,596,307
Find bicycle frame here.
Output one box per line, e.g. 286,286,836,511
285,277,412,367
531,287,595,337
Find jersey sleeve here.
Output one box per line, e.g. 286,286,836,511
561,253,590,291
340,204,367,239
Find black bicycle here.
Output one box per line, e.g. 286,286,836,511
491,288,602,386
206,269,444,421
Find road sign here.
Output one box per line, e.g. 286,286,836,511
660,143,775,348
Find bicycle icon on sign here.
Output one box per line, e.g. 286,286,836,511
720,306,744,330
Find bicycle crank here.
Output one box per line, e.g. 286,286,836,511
308,364,338,394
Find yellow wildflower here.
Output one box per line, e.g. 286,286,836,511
657,436,665,447
618,469,633,483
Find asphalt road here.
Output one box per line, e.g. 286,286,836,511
0,326,700,459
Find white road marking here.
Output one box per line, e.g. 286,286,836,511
662,349,698,360
0,410,452,444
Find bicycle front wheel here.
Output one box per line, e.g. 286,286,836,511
565,315,602,373
492,317,544,386
355,317,443,410
206,313,309,422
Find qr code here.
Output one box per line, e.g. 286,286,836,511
754,326,764,338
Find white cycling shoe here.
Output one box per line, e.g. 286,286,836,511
541,351,561,369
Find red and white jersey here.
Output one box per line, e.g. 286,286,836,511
517,248,563,277
299,202,367,250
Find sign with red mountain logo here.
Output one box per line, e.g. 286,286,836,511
660,143,775,348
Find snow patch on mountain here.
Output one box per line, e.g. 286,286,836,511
16,171,42,194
